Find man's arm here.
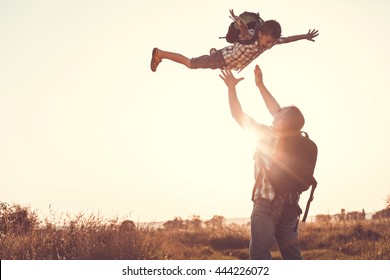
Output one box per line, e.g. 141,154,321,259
254,65,281,118
280,29,319,44
219,69,257,129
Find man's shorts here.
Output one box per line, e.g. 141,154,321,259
190,49,227,69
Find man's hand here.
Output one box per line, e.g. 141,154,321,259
306,29,319,42
219,68,244,88
254,65,264,87
253,65,282,116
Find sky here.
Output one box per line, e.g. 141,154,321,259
1,0,390,223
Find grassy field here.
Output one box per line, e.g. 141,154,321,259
1,203,389,260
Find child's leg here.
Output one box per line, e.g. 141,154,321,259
155,49,191,68
151,47,225,71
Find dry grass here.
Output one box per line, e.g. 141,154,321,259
299,219,390,259
1,203,389,260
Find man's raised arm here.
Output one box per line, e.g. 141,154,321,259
219,69,256,129
254,65,281,118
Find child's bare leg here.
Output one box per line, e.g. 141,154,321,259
157,49,191,68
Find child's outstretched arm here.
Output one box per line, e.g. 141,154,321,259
280,29,319,44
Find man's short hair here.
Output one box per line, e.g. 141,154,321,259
278,106,305,131
260,20,282,39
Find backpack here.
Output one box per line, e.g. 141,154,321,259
220,11,264,44
266,132,317,194
265,132,318,222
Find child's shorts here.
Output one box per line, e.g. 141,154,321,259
190,49,227,69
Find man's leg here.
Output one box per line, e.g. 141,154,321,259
274,204,303,260
249,199,276,260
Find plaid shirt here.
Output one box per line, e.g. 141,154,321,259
222,30,283,72
251,125,299,204
252,125,278,201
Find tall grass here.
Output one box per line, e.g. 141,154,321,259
1,203,389,260
0,203,165,260
299,219,390,260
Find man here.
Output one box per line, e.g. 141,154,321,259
219,66,305,260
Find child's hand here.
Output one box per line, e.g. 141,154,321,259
229,9,237,20
254,65,264,87
229,9,241,22
306,29,319,41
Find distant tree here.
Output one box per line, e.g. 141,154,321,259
163,217,185,230
0,202,9,233
372,195,390,219
0,203,39,235
372,207,390,219
315,214,332,223
187,215,202,231
119,220,136,235
332,209,346,222
205,215,225,230
340,208,346,221
346,211,365,221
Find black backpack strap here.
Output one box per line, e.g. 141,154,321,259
302,177,317,222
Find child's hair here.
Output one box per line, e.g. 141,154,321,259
260,20,282,39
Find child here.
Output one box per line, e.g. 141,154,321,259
150,10,319,73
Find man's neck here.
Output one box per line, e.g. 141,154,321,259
277,130,301,138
